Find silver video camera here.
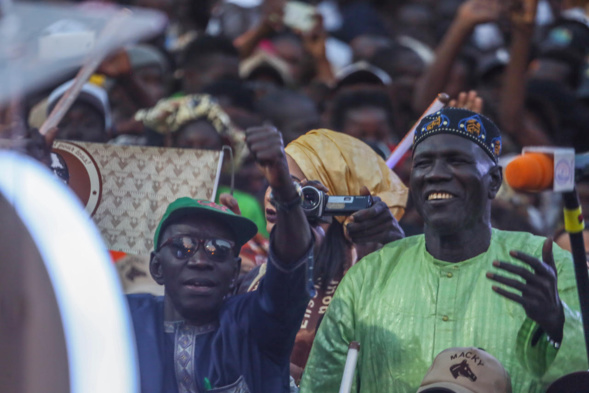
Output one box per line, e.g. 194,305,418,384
301,185,373,220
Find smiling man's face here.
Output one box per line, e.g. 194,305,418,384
151,215,239,324
410,134,498,234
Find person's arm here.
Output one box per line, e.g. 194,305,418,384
301,15,334,86
246,125,312,263
488,239,588,377
245,126,314,358
517,242,588,380
498,0,553,147
233,0,285,59
412,0,500,113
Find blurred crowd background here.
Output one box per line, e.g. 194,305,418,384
4,0,589,266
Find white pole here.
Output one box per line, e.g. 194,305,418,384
339,341,360,393
385,93,449,169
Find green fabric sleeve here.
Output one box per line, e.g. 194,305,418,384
515,243,588,382
300,265,361,393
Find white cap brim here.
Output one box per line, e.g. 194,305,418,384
226,0,262,7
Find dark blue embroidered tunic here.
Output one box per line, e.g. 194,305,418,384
127,244,313,393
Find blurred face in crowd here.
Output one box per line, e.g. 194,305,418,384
263,96,321,145
528,58,574,86
272,37,305,86
110,65,167,126
173,120,224,150
183,54,240,94
151,215,240,324
390,50,424,110
341,106,393,146
350,35,391,62
235,155,268,203
57,102,106,143
395,4,436,48
410,134,500,235
135,65,168,104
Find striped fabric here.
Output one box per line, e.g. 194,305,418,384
301,229,587,393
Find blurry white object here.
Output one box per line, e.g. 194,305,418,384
284,1,317,33
537,0,555,26
39,31,95,60
325,37,352,73
317,0,342,32
0,152,138,393
473,23,505,51
0,1,166,105
39,19,95,61
226,0,262,7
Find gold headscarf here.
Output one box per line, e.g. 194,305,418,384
135,94,247,168
285,129,408,221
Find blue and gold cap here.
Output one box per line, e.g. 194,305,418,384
413,107,502,163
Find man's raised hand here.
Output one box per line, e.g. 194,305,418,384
245,126,295,200
457,0,501,29
487,238,564,343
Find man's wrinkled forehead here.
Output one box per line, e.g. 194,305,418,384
413,133,493,161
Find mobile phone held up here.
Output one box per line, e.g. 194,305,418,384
283,1,317,33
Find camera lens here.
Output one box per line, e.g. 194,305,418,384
302,186,320,209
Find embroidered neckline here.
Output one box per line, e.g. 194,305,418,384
165,320,218,335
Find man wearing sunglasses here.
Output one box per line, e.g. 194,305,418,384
128,125,314,393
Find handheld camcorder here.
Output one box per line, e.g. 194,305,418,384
301,185,373,220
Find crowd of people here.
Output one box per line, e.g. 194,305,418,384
3,0,589,392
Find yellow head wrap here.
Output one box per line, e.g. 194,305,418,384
135,94,247,169
285,129,408,221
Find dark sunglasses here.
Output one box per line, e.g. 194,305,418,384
158,235,236,262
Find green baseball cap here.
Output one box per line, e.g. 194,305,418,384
153,197,258,250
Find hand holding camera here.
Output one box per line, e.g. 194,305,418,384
344,187,405,246
301,185,373,220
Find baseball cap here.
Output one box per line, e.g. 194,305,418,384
417,347,512,393
47,79,112,132
153,198,257,250
537,19,589,67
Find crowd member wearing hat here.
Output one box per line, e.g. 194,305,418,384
135,93,246,163
135,93,268,241
237,128,407,384
46,80,113,143
127,125,314,393
417,347,512,393
301,108,587,393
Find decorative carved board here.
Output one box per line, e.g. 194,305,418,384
52,141,223,256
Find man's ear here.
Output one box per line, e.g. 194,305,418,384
488,165,503,199
149,251,165,285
